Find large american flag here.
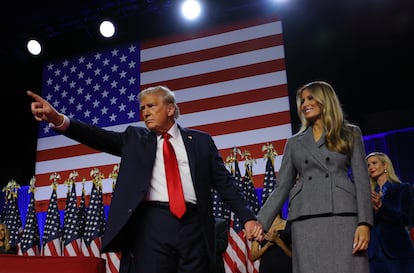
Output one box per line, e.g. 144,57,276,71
33,15,290,207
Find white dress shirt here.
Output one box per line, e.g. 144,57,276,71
146,123,197,204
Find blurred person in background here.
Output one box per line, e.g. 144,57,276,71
0,223,17,254
367,152,414,273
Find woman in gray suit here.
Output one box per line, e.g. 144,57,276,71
257,81,373,273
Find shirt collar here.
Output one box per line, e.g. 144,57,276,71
158,123,179,140
168,123,180,139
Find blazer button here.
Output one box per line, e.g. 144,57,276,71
326,157,330,161
308,176,312,180
325,173,329,178
305,160,309,164
128,209,133,213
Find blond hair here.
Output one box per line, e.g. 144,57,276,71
366,152,401,190
0,223,11,252
137,85,180,119
296,81,354,155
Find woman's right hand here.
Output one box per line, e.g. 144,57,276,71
264,230,277,245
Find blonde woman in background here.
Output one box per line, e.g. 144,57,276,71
0,223,17,254
366,152,414,273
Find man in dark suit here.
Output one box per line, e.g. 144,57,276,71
28,86,263,273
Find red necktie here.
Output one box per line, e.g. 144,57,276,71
162,133,186,218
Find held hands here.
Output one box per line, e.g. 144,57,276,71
243,220,264,242
27,90,63,126
263,230,277,246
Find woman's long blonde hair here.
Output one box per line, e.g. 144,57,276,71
0,223,11,252
296,81,354,155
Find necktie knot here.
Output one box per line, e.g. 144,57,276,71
163,132,170,141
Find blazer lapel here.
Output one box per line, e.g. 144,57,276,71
298,127,329,170
143,129,157,162
179,126,196,182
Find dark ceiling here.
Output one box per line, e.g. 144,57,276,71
2,0,414,187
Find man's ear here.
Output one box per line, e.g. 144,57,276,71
167,103,175,117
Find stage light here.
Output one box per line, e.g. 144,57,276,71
26,39,42,56
181,0,201,20
99,20,116,38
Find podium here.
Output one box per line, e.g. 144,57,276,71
0,255,106,273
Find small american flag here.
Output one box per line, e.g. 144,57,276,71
63,173,82,256
42,179,63,256
82,178,105,257
81,169,120,273
262,157,276,205
261,143,278,205
224,159,252,273
242,161,260,273
20,179,40,256
242,161,260,215
77,181,87,250
3,180,22,251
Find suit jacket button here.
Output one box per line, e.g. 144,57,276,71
305,160,309,164
308,176,312,180
326,157,330,161
325,173,329,178
128,209,133,213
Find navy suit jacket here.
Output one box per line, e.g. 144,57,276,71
368,181,414,259
62,118,256,263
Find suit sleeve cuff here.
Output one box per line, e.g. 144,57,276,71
49,115,70,131
358,222,372,229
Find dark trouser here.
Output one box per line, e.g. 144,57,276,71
120,202,209,273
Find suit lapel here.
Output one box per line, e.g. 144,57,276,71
179,126,196,182
298,127,329,170
143,129,157,162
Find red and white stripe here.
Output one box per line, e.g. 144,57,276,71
224,212,259,273
82,237,102,257
21,247,40,256
63,238,82,256
102,252,121,273
42,239,62,256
